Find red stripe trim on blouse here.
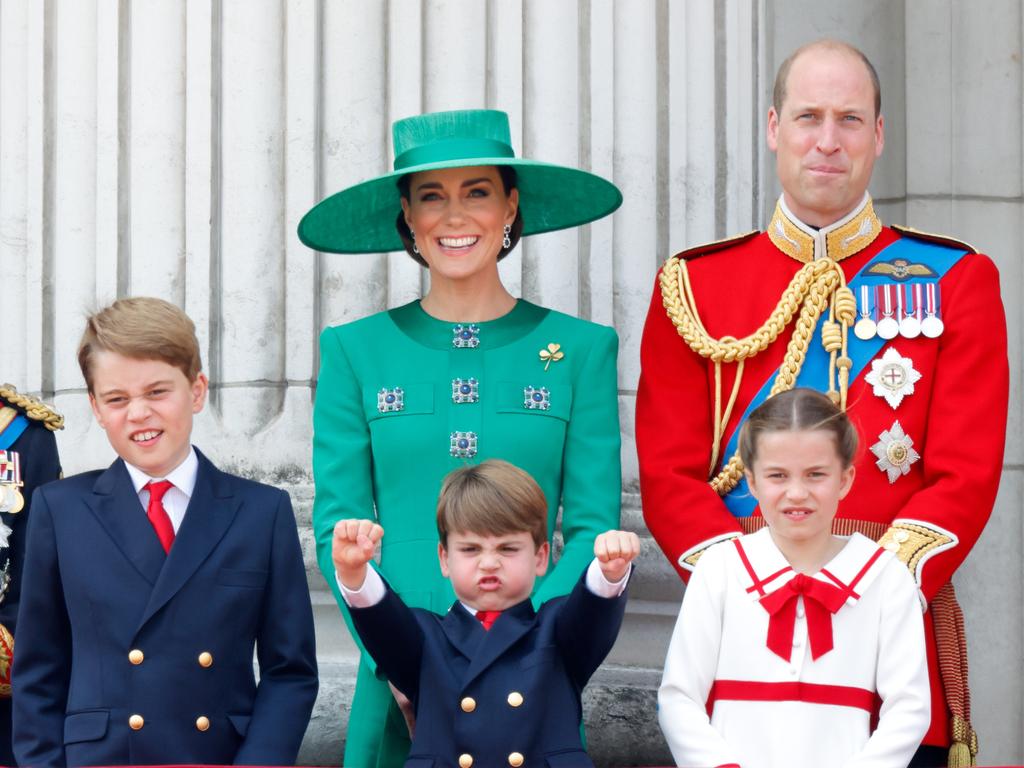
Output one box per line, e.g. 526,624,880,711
820,545,886,602
846,545,886,592
706,680,876,715
733,539,791,597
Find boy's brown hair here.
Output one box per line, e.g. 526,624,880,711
437,459,548,549
78,297,203,393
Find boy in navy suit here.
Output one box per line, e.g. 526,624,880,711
333,459,639,768
12,297,318,767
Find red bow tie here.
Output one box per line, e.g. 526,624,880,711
759,573,847,662
475,610,502,631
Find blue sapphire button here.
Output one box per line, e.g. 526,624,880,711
377,387,404,413
523,386,550,411
450,431,478,458
452,377,479,404
452,324,481,349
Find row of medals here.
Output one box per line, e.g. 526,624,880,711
0,451,24,514
0,487,22,514
853,282,944,341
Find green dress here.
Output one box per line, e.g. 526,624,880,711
312,299,621,767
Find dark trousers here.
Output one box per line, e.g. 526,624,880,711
0,697,13,767
909,745,949,768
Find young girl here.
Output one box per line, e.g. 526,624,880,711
658,388,929,768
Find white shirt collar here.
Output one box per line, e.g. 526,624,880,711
737,528,894,606
124,447,199,498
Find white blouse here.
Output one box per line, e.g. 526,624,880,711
658,528,929,768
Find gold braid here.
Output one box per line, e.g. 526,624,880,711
659,256,856,495
0,384,65,431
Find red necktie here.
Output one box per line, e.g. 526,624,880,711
145,480,176,554
759,573,847,662
475,610,502,630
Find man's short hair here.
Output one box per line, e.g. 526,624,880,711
773,39,881,118
437,460,548,549
78,297,203,393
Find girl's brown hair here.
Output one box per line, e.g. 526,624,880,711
738,388,859,470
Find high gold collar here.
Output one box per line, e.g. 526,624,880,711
767,194,882,263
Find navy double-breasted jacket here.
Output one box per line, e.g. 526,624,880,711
350,570,628,768
12,449,317,767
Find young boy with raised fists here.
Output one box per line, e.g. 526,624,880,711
333,459,639,768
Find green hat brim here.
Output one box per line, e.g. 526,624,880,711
297,157,622,255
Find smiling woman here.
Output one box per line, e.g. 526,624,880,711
299,109,623,768
400,165,519,313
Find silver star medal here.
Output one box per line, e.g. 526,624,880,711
0,522,11,549
871,420,921,483
864,348,922,409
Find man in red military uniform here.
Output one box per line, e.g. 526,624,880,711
0,385,62,766
637,39,1007,768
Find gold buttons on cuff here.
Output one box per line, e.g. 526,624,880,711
128,714,144,730
128,649,144,665
198,651,213,668
195,716,210,732
460,696,476,713
506,691,523,708
458,754,473,768
508,752,524,767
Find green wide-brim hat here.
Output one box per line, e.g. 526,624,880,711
298,109,623,254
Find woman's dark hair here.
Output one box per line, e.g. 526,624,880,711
738,388,859,470
395,165,524,267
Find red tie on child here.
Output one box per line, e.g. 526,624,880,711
475,610,502,630
759,573,847,661
145,480,176,554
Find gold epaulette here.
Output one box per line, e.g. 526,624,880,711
878,521,956,584
891,224,978,255
0,384,64,431
672,230,760,262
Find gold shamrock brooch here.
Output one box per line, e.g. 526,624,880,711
539,343,564,371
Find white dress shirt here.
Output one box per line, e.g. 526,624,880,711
339,558,631,609
123,448,199,534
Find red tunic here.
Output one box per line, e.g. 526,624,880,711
637,205,1008,747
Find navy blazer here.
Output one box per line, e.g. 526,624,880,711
12,449,318,767
349,570,628,768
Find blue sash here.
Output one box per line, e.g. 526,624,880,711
721,237,969,517
0,413,29,451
